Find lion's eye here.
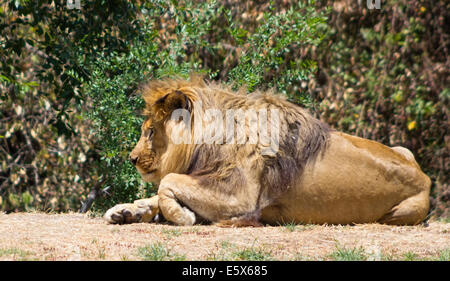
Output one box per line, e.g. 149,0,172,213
146,128,154,140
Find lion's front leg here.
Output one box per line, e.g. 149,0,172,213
158,173,258,226
158,176,198,226
104,195,159,224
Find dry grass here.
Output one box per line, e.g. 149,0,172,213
0,212,448,261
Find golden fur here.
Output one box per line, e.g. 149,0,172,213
104,77,431,226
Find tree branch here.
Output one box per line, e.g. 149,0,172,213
80,176,108,213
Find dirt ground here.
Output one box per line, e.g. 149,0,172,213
0,212,448,261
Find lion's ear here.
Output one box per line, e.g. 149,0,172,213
152,90,191,121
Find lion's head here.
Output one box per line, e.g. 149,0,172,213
129,117,161,183
129,78,201,184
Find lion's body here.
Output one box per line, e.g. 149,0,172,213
261,132,430,225
104,77,431,226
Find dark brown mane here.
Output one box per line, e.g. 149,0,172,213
186,144,247,196
260,110,330,201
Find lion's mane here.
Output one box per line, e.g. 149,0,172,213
141,77,330,211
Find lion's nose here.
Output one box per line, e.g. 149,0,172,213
130,156,139,166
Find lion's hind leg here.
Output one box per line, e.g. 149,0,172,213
378,191,430,225
391,146,416,161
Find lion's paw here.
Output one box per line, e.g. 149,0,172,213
182,207,196,226
104,203,157,224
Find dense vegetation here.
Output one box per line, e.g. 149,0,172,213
0,0,448,219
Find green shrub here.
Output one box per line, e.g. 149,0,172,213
82,0,327,210
0,0,145,211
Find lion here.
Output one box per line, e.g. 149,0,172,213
104,76,430,226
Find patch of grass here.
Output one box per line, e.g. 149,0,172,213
437,217,450,223
87,210,105,218
97,247,106,259
110,228,120,234
0,248,32,260
208,240,273,261
329,245,367,261
184,226,208,234
398,248,450,261
206,240,233,261
292,252,311,261
281,222,315,232
298,224,315,231
283,222,298,232
220,240,233,249
438,249,450,261
138,242,185,261
232,247,273,261
403,252,420,261
161,228,182,238
378,252,395,261
382,249,450,261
